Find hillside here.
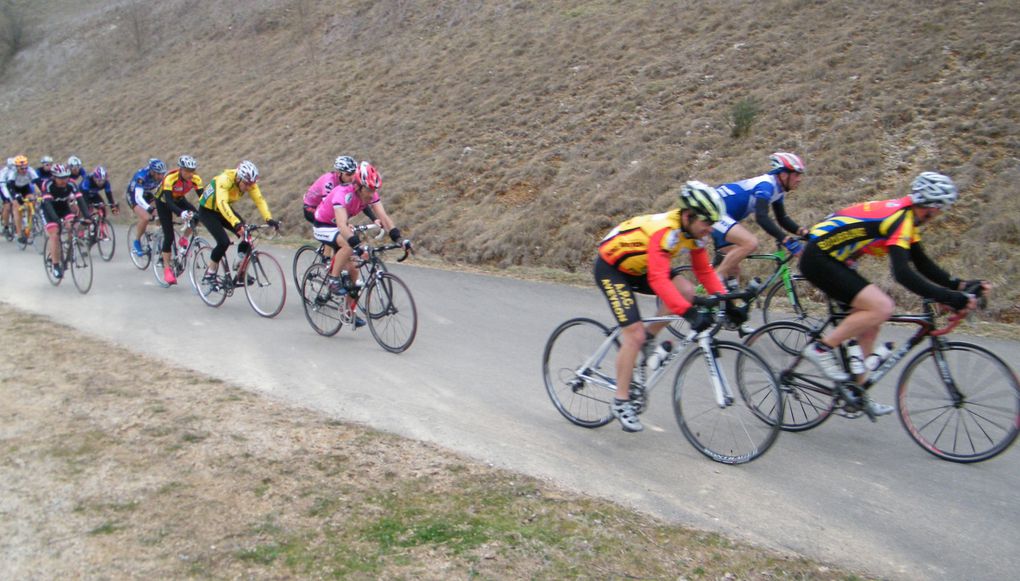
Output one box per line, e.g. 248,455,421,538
2,0,1019,319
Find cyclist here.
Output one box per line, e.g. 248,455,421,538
314,161,410,296
196,160,280,285
35,155,54,187
303,155,357,225
0,158,16,239
39,164,89,279
125,158,168,256
155,155,203,285
798,171,986,415
67,156,87,187
595,180,735,433
713,152,811,291
79,165,119,216
4,155,41,244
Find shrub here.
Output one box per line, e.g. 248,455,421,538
729,98,760,138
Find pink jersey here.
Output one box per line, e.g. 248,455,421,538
313,183,379,224
303,172,346,208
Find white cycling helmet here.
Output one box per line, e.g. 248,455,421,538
178,155,198,170
333,155,357,173
910,172,958,208
236,160,259,183
768,152,805,174
67,155,83,169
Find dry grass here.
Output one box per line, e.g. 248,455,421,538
1,0,1019,318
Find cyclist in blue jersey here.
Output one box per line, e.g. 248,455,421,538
79,166,119,216
35,155,54,187
712,152,810,291
67,156,87,187
125,158,168,256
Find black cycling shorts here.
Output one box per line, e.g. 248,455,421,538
593,256,655,327
798,242,869,306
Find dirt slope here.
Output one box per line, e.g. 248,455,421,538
2,0,1018,318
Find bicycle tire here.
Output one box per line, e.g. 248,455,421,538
42,237,62,286
542,317,618,428
365,272,417,353
897,341,1020,463
190,243,227,307
301,263,343,336
70,238,93,294
673,340,782,464
127,227,152,269
743,321,835,431
15,212,28,250
95,216,116,261
187,238,211,294
150,231,171,287
292,244,322,295
31,212,45,254
244,250,287,318
762,275,825,329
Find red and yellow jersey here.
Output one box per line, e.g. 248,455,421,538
808,196,920,262
157,169,204,202
598,210,724,315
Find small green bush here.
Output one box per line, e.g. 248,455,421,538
730,98,760,138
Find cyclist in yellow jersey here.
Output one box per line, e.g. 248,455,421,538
799,172,988,414
595,181,735,432
197,160,280,284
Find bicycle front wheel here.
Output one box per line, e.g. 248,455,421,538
150,231,171,287
127,227,152,269
542,318,618,428
898,341,1020,463
42,237,62,286
743,321,835,431
70,239,93,294
243,250,287,318
292,244,321,295
31,212,45,254
673,340,782,464
364,272,417,353
762,275,825,328
189,242,227,307
95,216,116,261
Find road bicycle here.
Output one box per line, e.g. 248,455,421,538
127,217,160,270
84,203,116,261
543,290,783,464
188,224,287,317
151,215,206,288
664,241,824,340
42,217,94,294
292,224,388,294
300,224,417,353
743,286,1020,463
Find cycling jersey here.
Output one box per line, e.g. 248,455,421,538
808,196,919,262
68,168,86,186
40,179,86,226
313,183,374,224
125,167,164,210
303,172,347,208
198,168,272,228
79,175,114,206
3,167,39,200
34,166,52,186
157,169,204,214
715,174,785,222
598,210,724,315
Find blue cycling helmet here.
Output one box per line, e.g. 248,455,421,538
148,158,168,173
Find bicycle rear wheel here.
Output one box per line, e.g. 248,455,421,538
743,321,835,431
189,242,227,307
673,340,782,464
244,250,287,318
95,216,116,261
301,263,343,336
364,272,417,353
292,244,322,295
128,227,152,269
42,237,62,286
542,317,618,428
70,239,93,294
898,341,1020,463
762,275,825,329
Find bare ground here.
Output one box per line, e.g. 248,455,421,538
0,303,866,580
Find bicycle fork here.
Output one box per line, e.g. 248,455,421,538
698,335,734,408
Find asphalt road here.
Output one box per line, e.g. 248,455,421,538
1,229,1017,580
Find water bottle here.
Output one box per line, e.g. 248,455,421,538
646,341,674,370
865,342,894,371
846,340,865,375
747,276,764,294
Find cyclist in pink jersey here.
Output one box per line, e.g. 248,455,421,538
303,155,357,224
312,161,411,295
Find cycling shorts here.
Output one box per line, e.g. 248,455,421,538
710,215,739,249
312,221,340,250
593,256,655,327
798,242,868,306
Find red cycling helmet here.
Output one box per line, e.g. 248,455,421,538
354,161,381,190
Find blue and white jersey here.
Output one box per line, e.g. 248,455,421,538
125,167,163,210
80,174,113,204
714,173,785,222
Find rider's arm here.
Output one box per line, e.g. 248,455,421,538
133,183,152,211
367,199,395,232
333,205,354,241
889,246,968,310
908,242,956,289
689,245,726,295
103,181,115,206
647,230,693,315
770,198,802,235
246,183,273,222
753,196,789,242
